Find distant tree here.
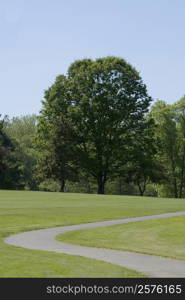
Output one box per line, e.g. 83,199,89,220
38,56,152,193
122,119,164,196
4,115,38,190
0,115,22,189
173,96,185,198
36,120,78,192
150,97,185,198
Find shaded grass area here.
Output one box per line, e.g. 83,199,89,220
58,216,185,261
1,190,185,277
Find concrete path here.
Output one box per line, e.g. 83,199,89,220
4,211,185,277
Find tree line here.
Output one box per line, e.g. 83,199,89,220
1,56,185,198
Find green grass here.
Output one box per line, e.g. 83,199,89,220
1,190,185,277
58,216,185,261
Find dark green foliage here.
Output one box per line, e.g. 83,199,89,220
0,116,22,189
150,97,185,198
4,115,38,190
38,56,152,193
121,119,164,196
36,110,78,192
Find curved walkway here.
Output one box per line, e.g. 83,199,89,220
5,211,185,277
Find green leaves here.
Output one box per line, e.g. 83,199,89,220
4,115,38,190
38,56,152,194
0,116,22,189
150,98,185,198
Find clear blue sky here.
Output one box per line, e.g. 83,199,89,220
1,0,185,117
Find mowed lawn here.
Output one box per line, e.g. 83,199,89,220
59,216,185,261
1,190,185,277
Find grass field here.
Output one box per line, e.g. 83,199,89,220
1,190,185,277
58,216,185,261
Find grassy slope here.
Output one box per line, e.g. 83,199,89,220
1,190,185,277
58,216,185,261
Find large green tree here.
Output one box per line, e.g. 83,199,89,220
150,97,185,198
38,56,152,194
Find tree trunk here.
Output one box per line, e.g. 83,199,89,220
171,156,178,198
173,177,178,198
118,177,122,194
138,185,144,196
97,173,106,194
139,189,144,196
97,178,105,194
172,170,178,198
60,179,65,192
137,179,146,196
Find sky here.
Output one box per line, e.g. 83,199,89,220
1,0,185,118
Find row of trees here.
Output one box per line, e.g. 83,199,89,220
1,56,185,197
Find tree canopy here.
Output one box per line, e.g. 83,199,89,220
37,56,152,193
